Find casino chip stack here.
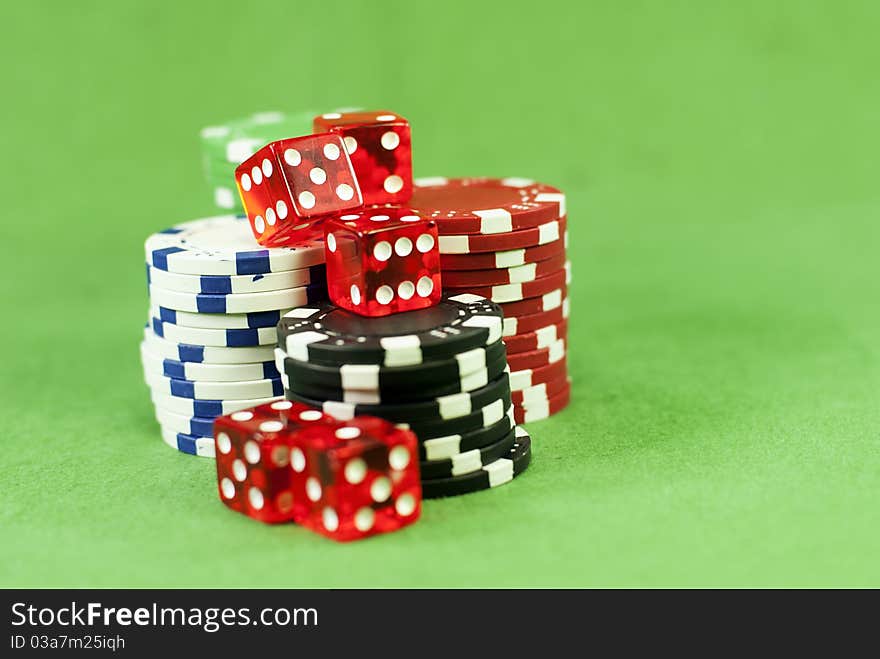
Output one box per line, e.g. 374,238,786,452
408,178,571,424
141,215,328,456
199,111,315,213
275,295,533,498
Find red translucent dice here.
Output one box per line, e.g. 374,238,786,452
213,400,336,523
214,402,422,540
324,208,442,317
313,110,412,205
290,417,422,542
234,133,363,246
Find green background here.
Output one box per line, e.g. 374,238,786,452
1,1,878,587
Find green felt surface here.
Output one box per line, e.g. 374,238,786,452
1,1,878,588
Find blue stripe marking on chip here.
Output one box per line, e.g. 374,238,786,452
199,275,233,295
192,282,328,314
150,246,185,270
191,399,223,417
196,296,226,314
174,431,198,455
151,317,165,337
271,379,283,396
169,379,195,398
163,360,185,379
176,343,206,363
186,416,215,438
262,362,277,379
172,429,216,457
157,307,177,324
235,251,272,276
224,328,260,346
243,310,282,328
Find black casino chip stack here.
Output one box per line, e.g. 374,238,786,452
275,294,532,498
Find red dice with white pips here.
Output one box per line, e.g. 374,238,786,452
234,133,363,246
313,110,413,206
289,417,422,542
213,400,337,524
323,208,442,317
214,402,422,541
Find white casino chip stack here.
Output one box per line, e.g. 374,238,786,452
140,215,328,457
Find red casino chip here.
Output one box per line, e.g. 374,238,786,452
502,299,569,337
410,177,565,236
500,286,567,318
513,380,571,423
444,263,570,304
439,236,567,271
508,357,568,391
437,216,567,254
503,319,568,354
510,374,571,407
505,338,566,372
441,251,567,288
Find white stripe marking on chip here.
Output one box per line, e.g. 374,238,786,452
423,434,463,461
460,368,489,392
496,249,525,268
509,263,537,284
438,235,469,254
523,400,550,418
485,458,514,486
414,176,449,187
491,282,522,302
518,383,550,405
286,330,329,361
548,339,566,363
535,324,558,348
542,289,562,311
501,177,534,188
284,307,321,319
509,370,533,391
340,364,380,390
455,347,487,375
538,220,560,244
379,335,423,366
437,391,473,419
482,399,506,426
462,315,502,345
340,389,381,404
451,450,481,476
534,192,566,216
320,400,356,420
475,209,512,234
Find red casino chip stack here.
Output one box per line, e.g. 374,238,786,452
410,177,571,423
